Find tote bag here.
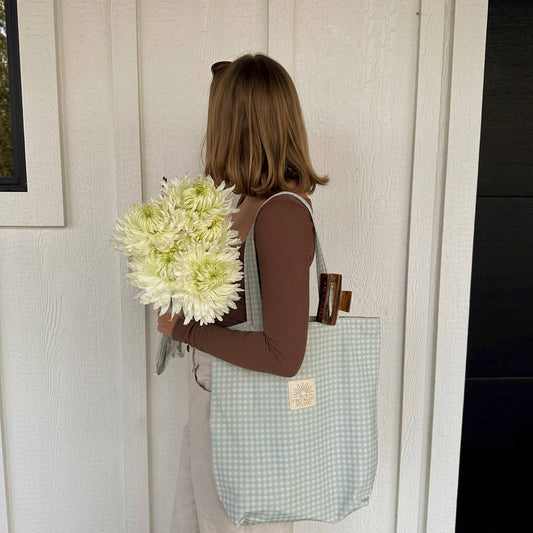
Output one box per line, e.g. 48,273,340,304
210,191,381,527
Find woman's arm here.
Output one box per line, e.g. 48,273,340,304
171,195,315,377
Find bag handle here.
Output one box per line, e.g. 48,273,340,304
242,191,328,330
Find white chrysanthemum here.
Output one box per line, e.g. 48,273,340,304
126,247,182,316
111,173,246,330
172,242,244,326
160,173,238,218
110,196,182,257
186,213,242,248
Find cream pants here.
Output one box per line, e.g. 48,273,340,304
170,345,294,533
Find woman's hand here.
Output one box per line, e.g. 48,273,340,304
157,308,184,339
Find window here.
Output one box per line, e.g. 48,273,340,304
0,0,27,192
0,0,64,226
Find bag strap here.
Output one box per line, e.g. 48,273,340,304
242,191,328,330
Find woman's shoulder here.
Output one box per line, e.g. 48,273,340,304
257,192,313,215
254,193,314,234
254,193,315,264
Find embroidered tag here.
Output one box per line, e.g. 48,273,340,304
288,378,316,410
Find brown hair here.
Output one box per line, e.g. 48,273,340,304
200,53,329,198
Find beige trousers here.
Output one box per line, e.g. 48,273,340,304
170,345,294,533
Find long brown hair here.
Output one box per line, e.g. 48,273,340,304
200,53,329,198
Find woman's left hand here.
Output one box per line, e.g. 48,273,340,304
157,308,184,339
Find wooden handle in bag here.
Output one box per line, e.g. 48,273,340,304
316,273,352,325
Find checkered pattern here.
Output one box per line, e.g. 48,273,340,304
210,191,381,527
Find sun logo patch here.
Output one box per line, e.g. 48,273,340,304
288,378,316,410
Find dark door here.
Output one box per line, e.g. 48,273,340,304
455,1,533,531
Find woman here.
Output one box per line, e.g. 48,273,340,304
158,53,329,532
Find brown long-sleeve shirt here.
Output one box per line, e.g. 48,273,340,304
171,193,315,378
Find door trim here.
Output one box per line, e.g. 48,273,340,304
397,1,488,532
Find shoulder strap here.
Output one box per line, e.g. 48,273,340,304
243,191,328,329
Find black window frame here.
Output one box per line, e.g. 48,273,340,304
0,0,27,192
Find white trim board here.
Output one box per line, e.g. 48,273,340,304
397,1,488,532
0,0,65,227
425,0,488,531
110,0,150,531
396,1,447,532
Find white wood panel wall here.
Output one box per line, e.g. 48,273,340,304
0,1,486,532
1,1,128,531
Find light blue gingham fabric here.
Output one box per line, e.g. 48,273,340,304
210,191,381,527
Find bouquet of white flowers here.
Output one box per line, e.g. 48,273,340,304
109,173,243,374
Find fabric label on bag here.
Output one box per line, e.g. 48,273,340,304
288,378,316,410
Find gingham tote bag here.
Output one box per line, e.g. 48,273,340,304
210,191,381,527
